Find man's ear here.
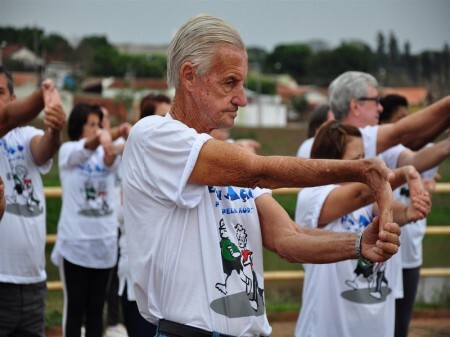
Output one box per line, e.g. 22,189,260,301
179,62,195,91
350,98,360,116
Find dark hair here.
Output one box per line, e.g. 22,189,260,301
307,103,331,138
139,93,171,120
67,103,103,141
379,94,408,124
0,66,14,95
311,120,362,160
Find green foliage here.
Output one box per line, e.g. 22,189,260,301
289,95,308,116
246,74,276,95
265,44,313,83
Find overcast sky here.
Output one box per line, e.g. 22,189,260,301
1,0,449,53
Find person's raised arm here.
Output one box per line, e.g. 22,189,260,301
376,96,450,153
189,139,394,226
396,135,450,173
29,81,66,166
0,82,52,138
256,194,400,264
317,165,425,227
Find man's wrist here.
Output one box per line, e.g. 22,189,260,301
355,232,374,266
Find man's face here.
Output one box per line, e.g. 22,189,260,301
0,74,15,109
354,86,383,127
191,45,248,131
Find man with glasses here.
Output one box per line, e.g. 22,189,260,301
329,71,450,337
329,71,450,158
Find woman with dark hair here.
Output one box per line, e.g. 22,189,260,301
51,102,122,337
296,103,335,158
294,120,431,337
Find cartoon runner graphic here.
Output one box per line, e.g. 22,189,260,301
215,219,242,295
215,219,264,311
7,164,42,213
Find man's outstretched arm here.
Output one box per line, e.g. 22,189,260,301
256,194,400,264
377,96,450,153
0,83,50,138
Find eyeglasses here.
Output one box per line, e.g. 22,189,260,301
357,96,381,104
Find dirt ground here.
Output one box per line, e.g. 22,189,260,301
46,310,450,336
269,310,450,337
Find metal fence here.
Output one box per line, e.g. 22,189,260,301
44,184,450,290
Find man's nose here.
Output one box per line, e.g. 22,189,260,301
233,85,247,107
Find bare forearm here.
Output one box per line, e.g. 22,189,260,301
399,96,450,150
0,89,44,137
33,129,62,166
272,229,357,264
407,140,450,173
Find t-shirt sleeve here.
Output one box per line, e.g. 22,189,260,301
252,187,272,199
21,126,53,174
295,185,338,228
360,125,379,159
378,144,406,169
123,117,212,208
58,139,94,169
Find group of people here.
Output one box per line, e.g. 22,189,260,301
0,13,449,337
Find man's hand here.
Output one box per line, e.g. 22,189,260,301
403,165,431,222
361,216,400,263
41,80,65,132
362,158,394,227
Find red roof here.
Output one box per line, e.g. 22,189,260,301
109,78,167,90
381,87,428,105
12,72,38,87
1,44,24,58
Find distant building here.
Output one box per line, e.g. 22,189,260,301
1,44,44,68
114,43,168,56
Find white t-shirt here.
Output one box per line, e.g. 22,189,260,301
359,125,379,159
122,114,272,336
294,185,396,337
294,126,378,159
296,137,314,158
379,144,437,269
51,139,119,269
397,161,438,269
0,127,52,284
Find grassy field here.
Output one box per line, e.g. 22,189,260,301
42,125,450,326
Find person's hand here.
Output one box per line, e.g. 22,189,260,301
361,157,395,228
405,191,431,222
96,129,114,157
118,122,133,138
41,80,66,132
361,216,400,263
234,139,261,154
403,165,431,222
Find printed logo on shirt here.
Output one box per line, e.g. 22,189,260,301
208,186,256,215
1,140,43,217
341,213,392,303
76,163,112,217
210,219,265,318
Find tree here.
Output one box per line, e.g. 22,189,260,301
265,44,313,83
388,31,400,67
